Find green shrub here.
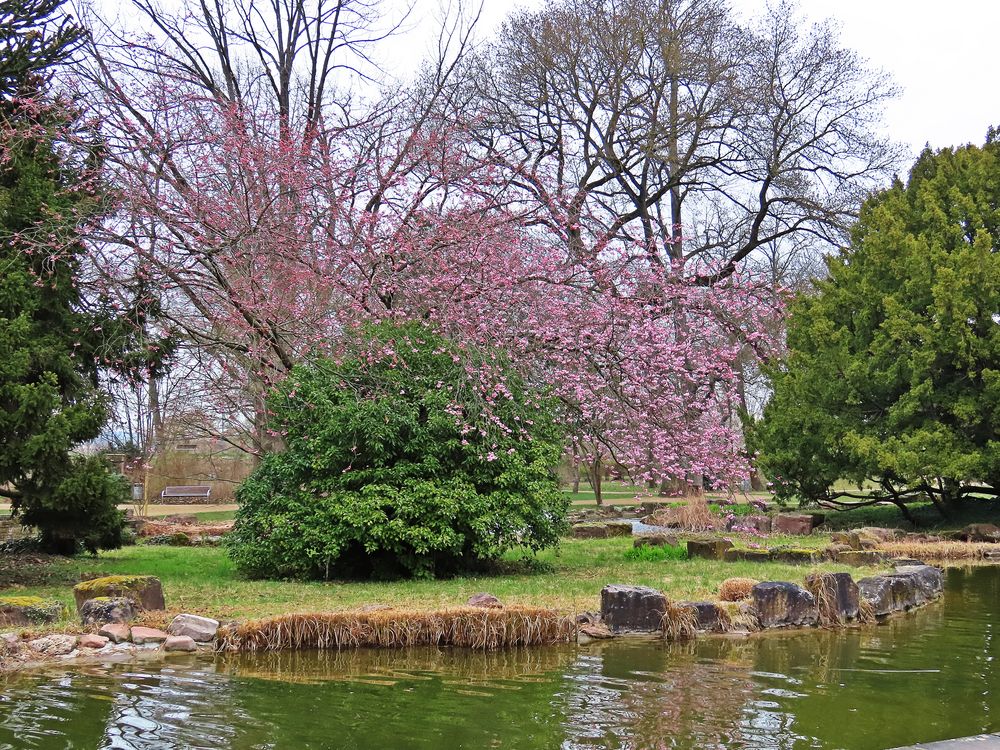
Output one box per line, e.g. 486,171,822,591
624,543,687,562
228,322,569,580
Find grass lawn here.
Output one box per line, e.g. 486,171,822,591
1,535,880,629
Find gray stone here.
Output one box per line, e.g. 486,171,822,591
751,582,818,628
99,623,131,643
0,597,64,626
73,575,165,612
724,548,772,563
163,635,197,652
600,584,667,633
466,593,502,609
27,634,78,656
836,550,885,566
80,597,138,626
804,572,860,623
961,524,1000,543
167,613,220,642
857,567,941,618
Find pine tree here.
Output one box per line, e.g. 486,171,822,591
0,0,126,553
750,136,1000,521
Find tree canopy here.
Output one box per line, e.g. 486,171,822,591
750,138,1000,519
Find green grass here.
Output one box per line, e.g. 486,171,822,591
1,536,883,628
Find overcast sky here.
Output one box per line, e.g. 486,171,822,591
386,0,998,167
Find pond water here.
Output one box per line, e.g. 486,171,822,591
1,566,997,750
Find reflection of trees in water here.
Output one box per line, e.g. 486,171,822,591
558,639,765,749
217,645,579,686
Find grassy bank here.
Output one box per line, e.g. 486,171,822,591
2,536,881,627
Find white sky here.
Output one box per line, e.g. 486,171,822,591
388,0,1000,167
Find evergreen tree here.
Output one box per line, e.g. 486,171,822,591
750,137,1000,520
0,0,125,553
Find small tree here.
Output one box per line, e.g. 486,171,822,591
0,0,126,552
227,322,569,580
750,138,1000,520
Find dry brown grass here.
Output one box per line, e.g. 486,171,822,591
803,574,842,626
661,601,699,641
858,597,876,624
718,577,758,602
137,521,233,537
216,607,576,652
877,541,1000,561
645,497,718,531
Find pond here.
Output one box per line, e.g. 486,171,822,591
1,566,997,750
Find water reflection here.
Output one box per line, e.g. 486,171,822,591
0,567,996,750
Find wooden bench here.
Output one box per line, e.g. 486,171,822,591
160,485,212,502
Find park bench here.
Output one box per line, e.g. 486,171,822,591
160,485,212,502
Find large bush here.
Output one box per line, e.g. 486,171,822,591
228,322,568,579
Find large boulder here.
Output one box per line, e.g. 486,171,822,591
79,597,139,626
687,539,733,560
28,634,77,656
836,550,885,567
724,548,772,563
961,524,1000,543
167,614,220,643
804,572,860,624
770,548,820,564
73,575,165,613
751,582,818,629
677,601,727,633
634,533,679,549
600,585,667,633
773,514,814,535
857,566,942,618
726,515,772,533
0,596,64,626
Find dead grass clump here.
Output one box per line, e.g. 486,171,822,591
878,541,1000,561
804,574,842,627
217,607,576,652
646,497,718,531
661,601,698,641
719,578,758,602
858,597,876,624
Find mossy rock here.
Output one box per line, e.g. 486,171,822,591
73,575,165,613
0,596,65,626
770,547,820,564
724,548,772,563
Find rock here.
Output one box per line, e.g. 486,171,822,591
161,514,199,525
578,623,615,640
600,584,668,633
571,522,632,539
678,601,726,633
79,597,139,626
751,582,818,629
808,513,827,528
0,596,64,626
575,612,599,625
466,593,503,609
773,514,814,535
28,634,78,656
770,548,820,564
823,543,851,561
163,635,197,652
0,632,19,647
724,548,772,563
856,527,902,542
727,515,772,533
836,550,885,566
857,567,942,618
129,626,169,645
804,572,860,623
686,539,734,560
831,531,860,549
961,523,1000,543
99,623,131,643
73,575,165,613
167,613,220,642
78,634,109,649
889,557,926,567
633,533,679,548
